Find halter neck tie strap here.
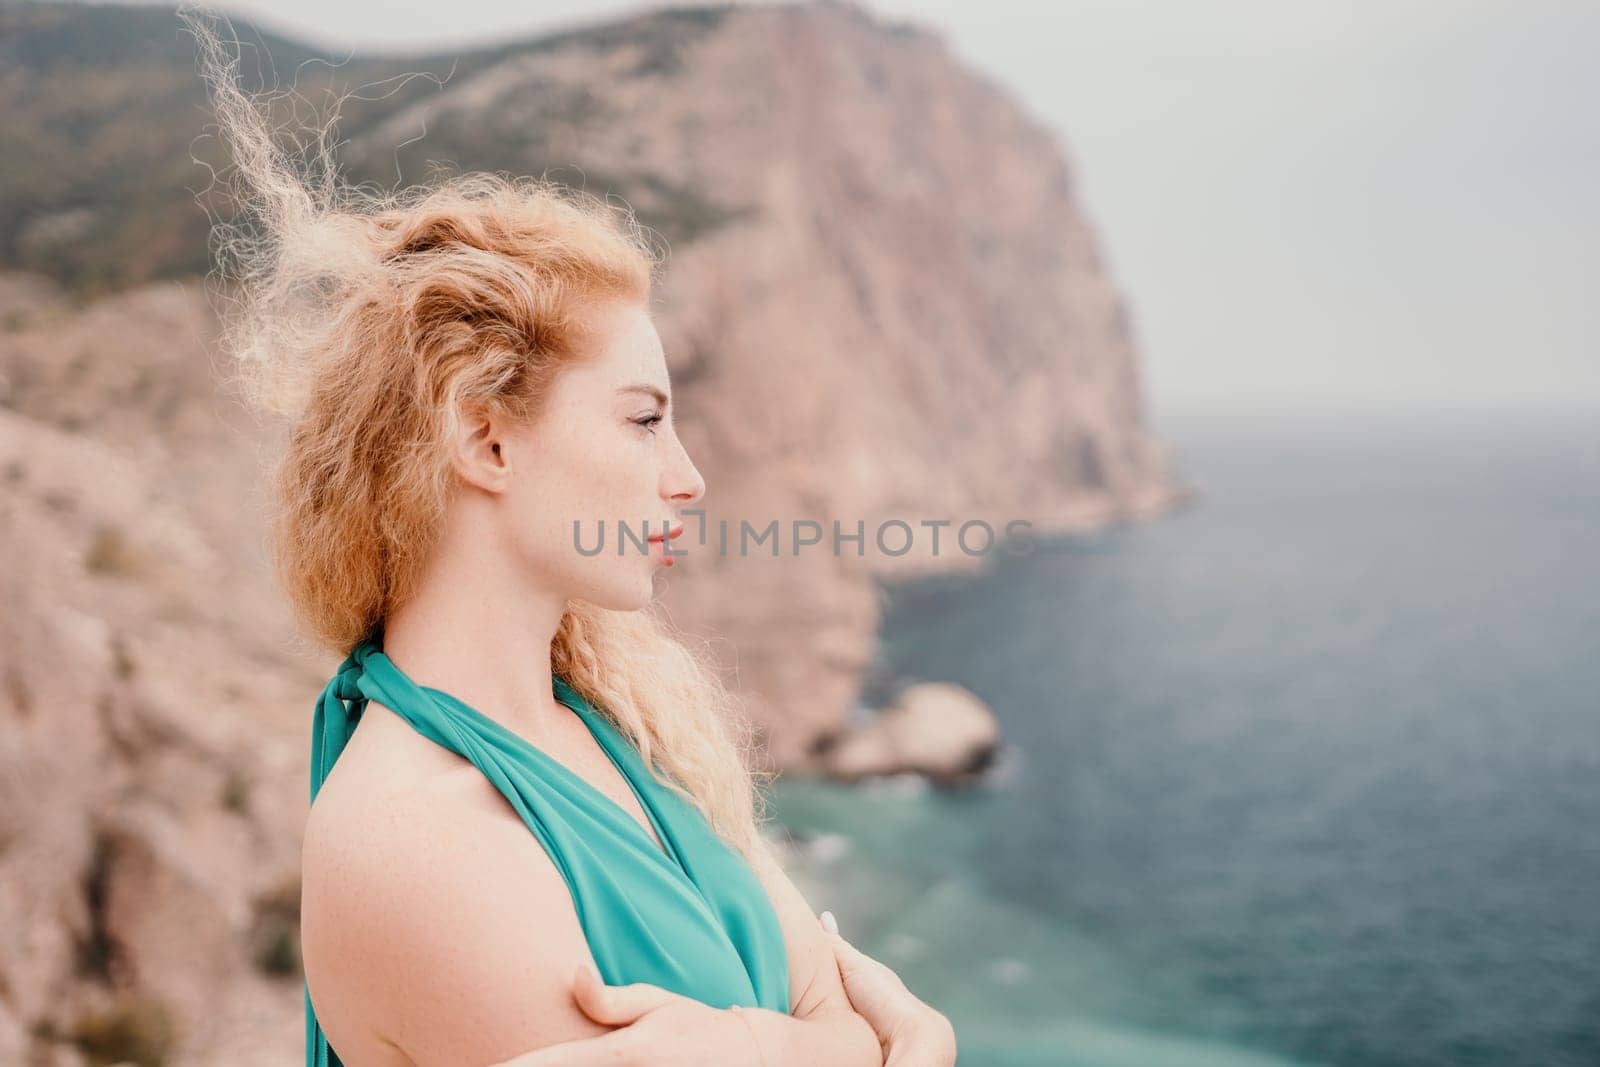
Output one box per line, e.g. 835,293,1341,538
311,635,383,804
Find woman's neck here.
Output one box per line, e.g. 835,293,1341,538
380,538,571,743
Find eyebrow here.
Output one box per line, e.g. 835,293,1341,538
618,384,671,407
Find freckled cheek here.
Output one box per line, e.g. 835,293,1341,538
583,437,660,513
536,435,650,531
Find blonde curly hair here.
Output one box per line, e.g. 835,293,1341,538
181,5,772,859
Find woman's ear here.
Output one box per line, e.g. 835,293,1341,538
452,401,513,492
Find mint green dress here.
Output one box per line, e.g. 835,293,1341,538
305,632,791,1067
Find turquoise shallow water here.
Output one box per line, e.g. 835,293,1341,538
770,406,1600,1067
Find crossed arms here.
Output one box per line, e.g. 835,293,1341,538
301,778,882,1066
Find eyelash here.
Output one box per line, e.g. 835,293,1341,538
633,414,664,435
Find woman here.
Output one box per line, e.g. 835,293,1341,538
181,9,956,1066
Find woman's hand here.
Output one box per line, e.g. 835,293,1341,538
820,911,957,1067
487,963,767,1067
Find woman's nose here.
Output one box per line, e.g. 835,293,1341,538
669,464,705,506
666,444,705,505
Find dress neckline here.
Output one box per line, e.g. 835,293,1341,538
375,654,680,870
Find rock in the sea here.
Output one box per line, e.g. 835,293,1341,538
819,682,1000,786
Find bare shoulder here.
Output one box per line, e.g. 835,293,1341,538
301,704,609,1066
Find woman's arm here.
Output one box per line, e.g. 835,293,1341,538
732,1000,883,1066
498,838,883,1067
494,837,941,1067
823,915,957,1067
734,837,886,1066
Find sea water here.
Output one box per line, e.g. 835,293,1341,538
771,406,1600,1067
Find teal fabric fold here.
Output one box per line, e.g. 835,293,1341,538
305,632,790,1066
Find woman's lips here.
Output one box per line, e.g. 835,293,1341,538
648,522,685,565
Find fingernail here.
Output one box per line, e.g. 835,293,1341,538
820,910,839,935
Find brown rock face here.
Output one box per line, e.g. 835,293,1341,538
0,276,324,1064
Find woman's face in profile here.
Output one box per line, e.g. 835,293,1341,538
499,297,705,610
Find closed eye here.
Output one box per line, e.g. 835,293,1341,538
633,413,664,435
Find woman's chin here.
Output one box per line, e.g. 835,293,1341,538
579,569,662,612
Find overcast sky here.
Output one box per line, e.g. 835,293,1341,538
103,1,1600,414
